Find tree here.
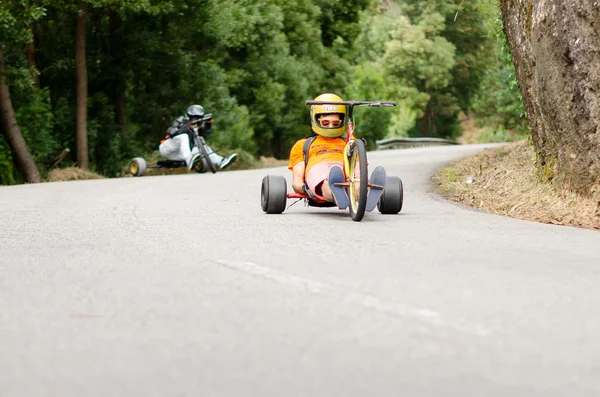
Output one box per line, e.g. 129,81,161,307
469,5,528,141
402,0,495,138
75,2,88,169
351,2,455,140
350,0,497,140
5,0,510,184
0,46,41,183
0,2,44,183
499,0,600,194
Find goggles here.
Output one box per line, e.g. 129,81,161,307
319,119,343,127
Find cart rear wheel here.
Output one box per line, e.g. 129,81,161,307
378,176,403,214
130,157,147,177
261,175,287,214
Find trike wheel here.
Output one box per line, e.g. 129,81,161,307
261,175,287,214
130,157,147,177
198,140,217,174
346,139,368,221
191,158,208,173
378,176,403,214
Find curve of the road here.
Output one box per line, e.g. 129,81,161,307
1,144,599,397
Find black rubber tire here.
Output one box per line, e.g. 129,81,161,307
198,142,217,174
130,157,147,177
377,176,403,214
347,139,368,222
261,175,287,214
191,158,208,173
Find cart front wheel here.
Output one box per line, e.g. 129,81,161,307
347,139,368,221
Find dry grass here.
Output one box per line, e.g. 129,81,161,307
256,156,288,168
46,167,105,182
433,140,600,231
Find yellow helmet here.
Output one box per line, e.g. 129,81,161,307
310,93,347,138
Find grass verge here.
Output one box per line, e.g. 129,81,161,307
46,167,105,182
432,140,600,231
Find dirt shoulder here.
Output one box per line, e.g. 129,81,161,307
47,167,106,182
432,140,600,231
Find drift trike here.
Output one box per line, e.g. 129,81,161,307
261,100,404,222
129,114,217,176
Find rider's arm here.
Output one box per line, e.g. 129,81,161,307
167,116,185,136
292,161,306,194
288,139,307,193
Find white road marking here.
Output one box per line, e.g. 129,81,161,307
215,259,491,336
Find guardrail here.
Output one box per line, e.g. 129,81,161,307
375,137,460,150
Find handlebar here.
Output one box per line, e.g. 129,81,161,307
172,113,213,135
305,100,396,107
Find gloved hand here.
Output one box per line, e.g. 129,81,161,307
302,183,320,201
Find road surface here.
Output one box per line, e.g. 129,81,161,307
1,144,599,397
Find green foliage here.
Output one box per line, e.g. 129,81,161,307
475,125,524,143
0,137,17,185
345,61,394,147
469,4,529,140
348,0,500,139
317,0,372,48
0,0,526,184
0,1,46,45
14,88,58,172
384,15,456,92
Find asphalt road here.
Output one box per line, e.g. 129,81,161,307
1,144,599,397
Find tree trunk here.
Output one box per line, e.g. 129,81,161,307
419,103,433,137
25,39,40,89
115,94,126,130
499,0,600,195
75,2,89,169
0,46,41,183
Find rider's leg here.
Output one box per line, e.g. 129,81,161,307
365,166,387,212
326,165,349,209
323,164,386,211
307,162,337,201
204,143,223,165
203,143,237,169
159,134,192,163
306,161,348,208
158,137,177,160
320,181,335,202
169,134,200,170
339,165,386,211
